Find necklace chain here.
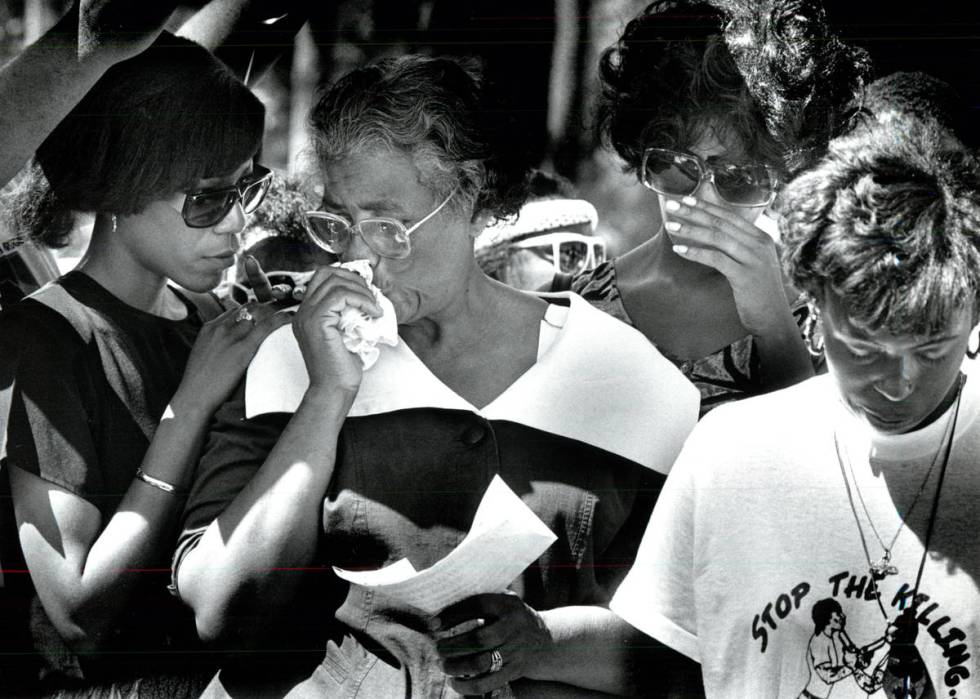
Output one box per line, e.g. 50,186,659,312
833,374,964,618
839,392,957,574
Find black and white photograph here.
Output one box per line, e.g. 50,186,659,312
1,1,979,697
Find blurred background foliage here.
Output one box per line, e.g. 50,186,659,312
2,0,979,262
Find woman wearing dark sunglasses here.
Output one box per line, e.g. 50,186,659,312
568,0,864,415
170,54,698,697
0,35,288,697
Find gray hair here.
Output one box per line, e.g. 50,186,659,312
309,55,530,222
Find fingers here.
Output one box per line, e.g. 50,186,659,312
433,593,518,636
664,196,780,275
447,647,519,696
666,196,767,239
297,267,382,319
244,256,292,303
670,243,738,278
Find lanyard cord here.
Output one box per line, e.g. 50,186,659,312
911,374,964,606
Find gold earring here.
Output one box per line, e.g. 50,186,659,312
111,214,118,233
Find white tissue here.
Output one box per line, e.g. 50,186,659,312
334,260,398,369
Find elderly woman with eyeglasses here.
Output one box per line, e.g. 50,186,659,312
171,54,698,697
567,0,869,415
0,35,288,697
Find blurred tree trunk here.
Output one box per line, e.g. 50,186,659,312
288,23,319,174
576,0,663,256
23,0,64,43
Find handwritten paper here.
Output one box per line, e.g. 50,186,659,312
332,475,557,614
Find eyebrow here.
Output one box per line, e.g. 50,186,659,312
318,197,407,216
841,333,960,348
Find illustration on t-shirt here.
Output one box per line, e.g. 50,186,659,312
799,598,904,698
750,570,972,698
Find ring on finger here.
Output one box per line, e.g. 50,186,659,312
235,306,256,325
488,649,503,674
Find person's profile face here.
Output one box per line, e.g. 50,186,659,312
829,610,845,632
122,158,255,293
820,289,975,435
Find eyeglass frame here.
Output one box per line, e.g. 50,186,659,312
511,231,607,275
181,163,273,229
302,188,457,260
640,147,779,208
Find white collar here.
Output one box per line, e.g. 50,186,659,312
245,293,698,472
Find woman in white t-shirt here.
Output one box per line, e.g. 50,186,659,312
609,115,980,698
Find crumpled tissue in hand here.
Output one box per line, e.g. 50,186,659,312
334,259,398,369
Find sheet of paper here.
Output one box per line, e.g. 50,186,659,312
332,475,558,614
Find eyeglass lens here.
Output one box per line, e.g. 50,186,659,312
643,150,774,206
184,173,271,227
304,216,411,259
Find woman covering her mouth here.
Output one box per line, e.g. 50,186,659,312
609,113,980,698
170,54,699,697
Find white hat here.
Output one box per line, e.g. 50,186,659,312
476,198,599,252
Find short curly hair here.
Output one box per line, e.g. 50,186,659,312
15,33,264,249
309,55,531,223
595,1,784,177
780,116,980,335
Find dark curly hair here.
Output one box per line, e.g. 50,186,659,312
780,116,980,335
14,33,264,248
596,1,785,177
309,55,531,223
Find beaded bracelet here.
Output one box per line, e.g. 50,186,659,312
135,468,181,495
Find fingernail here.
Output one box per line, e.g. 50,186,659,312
673,245,689,254
682,196,697,206
664,199,680,212
664,221,681,232
245,255,258,267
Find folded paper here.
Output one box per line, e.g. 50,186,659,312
332,475,557,614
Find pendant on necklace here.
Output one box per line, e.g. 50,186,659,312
870,551,899,579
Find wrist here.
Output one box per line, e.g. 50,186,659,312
166,391,220,422
520,608,559,682
302,383,358,415
745,306,800,341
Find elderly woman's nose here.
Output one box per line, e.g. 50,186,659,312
343,232,380,265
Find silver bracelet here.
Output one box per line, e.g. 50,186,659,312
134,468,181,495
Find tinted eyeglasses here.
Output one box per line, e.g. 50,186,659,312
302,189,456,260
641,148,778,208
512,232,606,275
181,164,273,228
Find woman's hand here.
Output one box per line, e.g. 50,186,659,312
432,592,553,696
291,266,382,395
664,196,790,336
173,300,291,414
243,255,293,304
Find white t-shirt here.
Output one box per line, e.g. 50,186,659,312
612,371,980,699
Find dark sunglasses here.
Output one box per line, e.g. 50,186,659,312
641,148,778,208
181,164,273,228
